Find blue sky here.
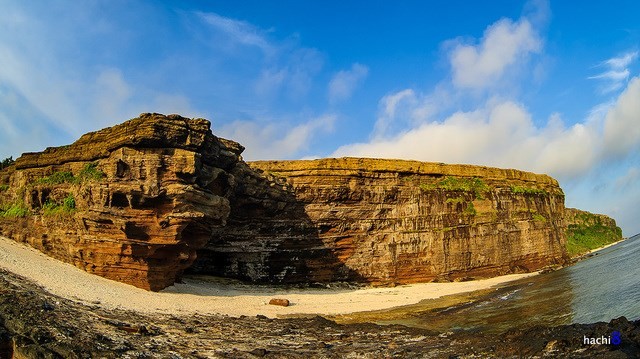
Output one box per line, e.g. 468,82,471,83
1,1,639,235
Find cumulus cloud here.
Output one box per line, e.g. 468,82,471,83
603,77,640,157
218,114,336,160
589,51,638,93
449,17,542,89
334,75,640,181
328,63,369,104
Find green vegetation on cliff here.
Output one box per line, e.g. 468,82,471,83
0,201,29,218
0,156,14,170
566,211,623,257
421,176,489,199
35,163,105,186
511,185,548,195
42,194,76,216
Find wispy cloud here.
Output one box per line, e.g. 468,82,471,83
328,63,369,104
589,51,638,93
0,4,336,160
197,12,274,54
218,114,336,160
616,167,640,189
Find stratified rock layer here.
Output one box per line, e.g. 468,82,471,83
0,113,242,290
192,158,569,285
1,113,574,290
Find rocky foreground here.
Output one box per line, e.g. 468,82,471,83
1,269,638,358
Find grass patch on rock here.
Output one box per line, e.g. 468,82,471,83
421,177,489,199
35,163,105,186
511,185,547,195
566,217,623,257
42,194,76,216
0,201,29,218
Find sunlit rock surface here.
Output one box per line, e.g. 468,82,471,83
0,113,242,290
193,158,570,284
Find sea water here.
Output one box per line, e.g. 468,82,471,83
379,233,640,334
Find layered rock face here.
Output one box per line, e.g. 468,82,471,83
1,113,573,290
0,113,242,290
192,158,569,285
565,207,620,231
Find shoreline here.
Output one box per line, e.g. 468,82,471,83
0,236,536,318
574,236,630,261
587,236,628,254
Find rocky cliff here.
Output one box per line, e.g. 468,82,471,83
0,113,242,290
565,207,623,257
0,114,573,290
191,158,569,285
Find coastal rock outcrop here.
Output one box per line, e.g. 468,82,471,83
565,207,623,257
0,113,242,290
192,158,569,284
1,113,574,290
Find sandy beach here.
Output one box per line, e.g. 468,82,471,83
586,237,628,255
0,236,536,318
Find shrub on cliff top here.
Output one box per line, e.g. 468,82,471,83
511,185,547,195
0,156,15,170
422,177,489,199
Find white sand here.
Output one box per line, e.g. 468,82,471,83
0,236,536,318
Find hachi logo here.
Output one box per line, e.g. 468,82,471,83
583,331,622,345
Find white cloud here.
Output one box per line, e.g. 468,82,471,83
218,114,336,160
605,51,639,69
197,12,273,54
328,63,369,104
372,89,417,138
334,76,640,181
603,77,640,157
0,3,337,164
589,51,638,94
449,17,542,89
93,68,132,120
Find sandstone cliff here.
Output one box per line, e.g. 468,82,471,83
0,113,242,290
192,158,569,285
0,114,574,290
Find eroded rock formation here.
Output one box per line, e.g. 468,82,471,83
0,113,242,290
192,158,570,285
1,114,577,290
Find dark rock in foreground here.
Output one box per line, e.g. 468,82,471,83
0,269,638,358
